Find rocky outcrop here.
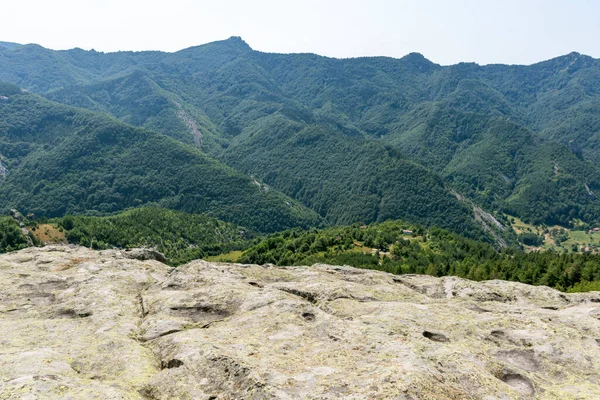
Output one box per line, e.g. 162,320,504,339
123,248,168,263
1,246,599,399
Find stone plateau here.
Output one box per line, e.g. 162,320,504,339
1,246,600,399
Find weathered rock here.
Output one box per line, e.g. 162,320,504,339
123,248,168,263
9,208,23,221
1,246,599,399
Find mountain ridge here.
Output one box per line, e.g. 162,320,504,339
9,36,598,67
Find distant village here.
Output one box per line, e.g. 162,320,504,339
580,227,600,253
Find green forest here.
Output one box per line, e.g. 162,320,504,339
1,206,598,292
49,207,256,266
239,221,600,293
0,91,322,234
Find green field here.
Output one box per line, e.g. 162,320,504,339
557,230,600,253
507,214,600,253
205,251,245,263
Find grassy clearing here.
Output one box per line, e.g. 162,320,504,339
205,251,244,263
506,214,600,254
507,215,542,235
348,244,376,254
31,224,66,244
558,230,600,253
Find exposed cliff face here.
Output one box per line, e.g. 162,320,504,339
1,246,599,399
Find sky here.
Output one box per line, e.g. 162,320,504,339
2,0,598,65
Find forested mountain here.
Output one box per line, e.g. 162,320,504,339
0,85,321,233
1,38,600,233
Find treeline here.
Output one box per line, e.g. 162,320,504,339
239,220,600,292
50,207,258,266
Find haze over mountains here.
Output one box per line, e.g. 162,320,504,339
1,37,600,242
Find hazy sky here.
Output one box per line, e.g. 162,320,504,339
2,0,598,65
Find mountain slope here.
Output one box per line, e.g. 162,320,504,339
222,112,481,235
45,71,227,157
2,39,600,228
0,87,321,233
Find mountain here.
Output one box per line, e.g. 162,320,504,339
45,70,227,155
0,86,321,233
1,38,600,231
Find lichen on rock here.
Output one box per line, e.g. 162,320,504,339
1,246,599,399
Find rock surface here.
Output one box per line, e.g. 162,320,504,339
1,246,600,399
